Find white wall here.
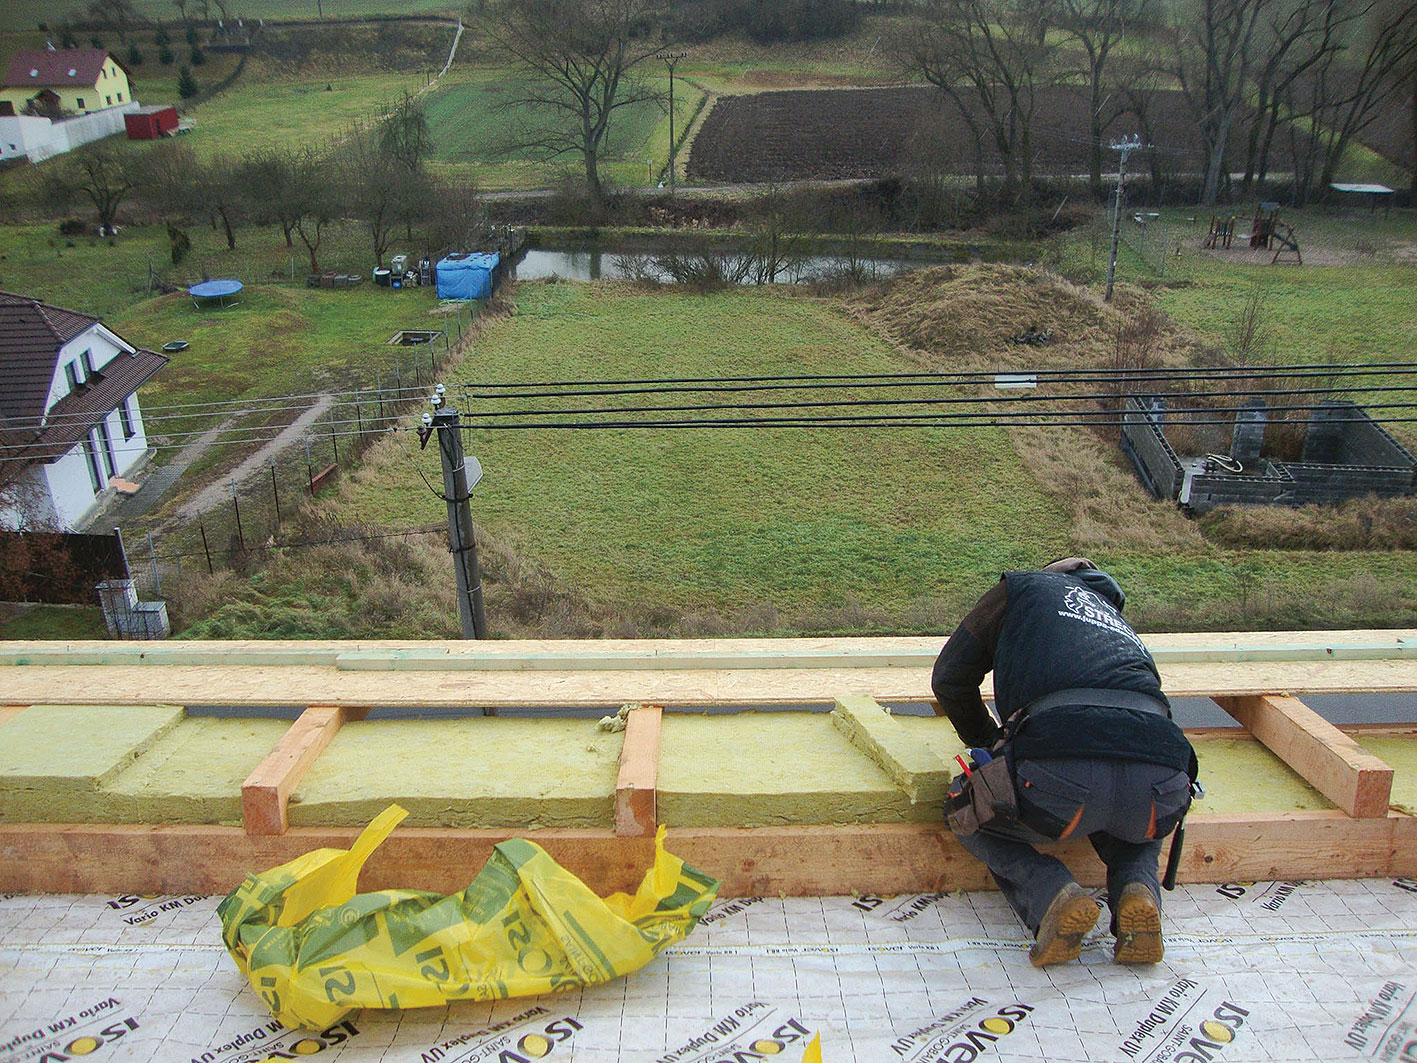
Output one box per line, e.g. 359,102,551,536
46,325,129,413
0,465,60,531
29,324,154,530
43,445,100,530
107,395,149,477
5,100,138,164
0,114,54,161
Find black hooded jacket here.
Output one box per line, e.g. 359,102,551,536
931,563,1195,774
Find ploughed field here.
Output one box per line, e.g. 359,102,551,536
687,86,1335,183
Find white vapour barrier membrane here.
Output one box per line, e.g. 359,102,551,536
3,878,1416,1063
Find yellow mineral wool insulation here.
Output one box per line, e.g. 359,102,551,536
896,717,1340,814
656,712,929,827
102,717,292,825
0,714,289,824
830,696,953,804
1193,738,1334,814
1354,735,1417,814
286,716,622,829
894,716,970,770
0,705,186,821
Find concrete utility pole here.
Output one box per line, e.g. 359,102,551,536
662,52,686,192
1104,135,1144,303
432,406,488,639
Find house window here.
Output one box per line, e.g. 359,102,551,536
82,436,103,494
81,349,98,379
119,398,136,440
116,92,123,101
64,360,81,391
105,95,112,105
96,421,116,478
76,97,85,109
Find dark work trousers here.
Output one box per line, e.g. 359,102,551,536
955,757,1191,935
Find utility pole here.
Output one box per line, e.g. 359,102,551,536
431,403,487,639
661,52,686,192
1104,135,1144,303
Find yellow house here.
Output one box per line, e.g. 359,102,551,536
0,49,132,119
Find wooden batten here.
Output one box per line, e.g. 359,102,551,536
0,812,1411,898
1215,694,1396,818
615,705,663,837
241,706,365,836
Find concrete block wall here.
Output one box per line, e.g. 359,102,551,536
1121,398,1183,500
1302,403,1417,473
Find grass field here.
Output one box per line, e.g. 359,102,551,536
178,72,427,162
334,282,1071,625
0,219,415,319
424,71,706,189
323,276,1417,636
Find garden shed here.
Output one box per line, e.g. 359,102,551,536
435,252,499,300
124,105,178,140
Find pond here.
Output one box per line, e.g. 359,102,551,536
506,241,960,285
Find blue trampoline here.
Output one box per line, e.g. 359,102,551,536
435,253,499,300
189,279,243,308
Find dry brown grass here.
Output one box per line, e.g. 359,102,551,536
843,265,1204,552
1200,497,1417,551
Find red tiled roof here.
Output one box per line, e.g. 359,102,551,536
1,49,123,90
0,292,102,423
0,346,167,485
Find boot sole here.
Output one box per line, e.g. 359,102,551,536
1114,889,1164,964
1029,892,1100,967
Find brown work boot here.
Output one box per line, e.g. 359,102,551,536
1029,883,1100,967
1113,882,1164,964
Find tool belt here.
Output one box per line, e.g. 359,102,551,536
945,750,1016,836
944,687,1171,838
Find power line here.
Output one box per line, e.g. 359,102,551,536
459,362,1417,397
459,384,1417,422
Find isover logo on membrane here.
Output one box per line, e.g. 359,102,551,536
425,1015,583,1063
1168,1002,1251,1063
890,1003,1035,1063
32,1019,140,1062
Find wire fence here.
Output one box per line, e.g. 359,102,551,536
106,326,475,613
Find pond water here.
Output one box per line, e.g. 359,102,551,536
507,245,943,285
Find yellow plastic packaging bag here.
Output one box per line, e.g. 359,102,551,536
218,805,720,1031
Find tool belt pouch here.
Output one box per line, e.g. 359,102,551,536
945,756,1018,837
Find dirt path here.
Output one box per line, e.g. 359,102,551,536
172,394,336,524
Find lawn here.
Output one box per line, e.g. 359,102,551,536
336,282,1072,622
177,72,428,163
424,71,706,189
0,219,408,320
323,273,1417,636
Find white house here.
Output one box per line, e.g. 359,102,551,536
0,292,167,530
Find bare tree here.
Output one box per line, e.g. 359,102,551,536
485,0,665,202
1058,0,1151,198
289,147,339,274
1116,46,1171,191
1238,0,1353,196
901,0,1055,205
342,128,404,267
1172,0,1276,205
39,144,144,233
379,92,433,171
1288,0,1417,200
241,148,301,248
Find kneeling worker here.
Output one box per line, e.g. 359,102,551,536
932,557,1197,966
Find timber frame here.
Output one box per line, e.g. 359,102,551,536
0,631,1414,897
